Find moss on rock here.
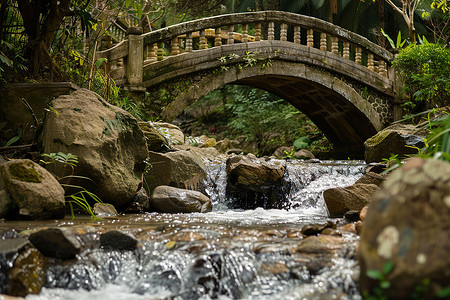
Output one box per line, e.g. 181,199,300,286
9,161,42,183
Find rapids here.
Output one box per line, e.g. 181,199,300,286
1,159,366,300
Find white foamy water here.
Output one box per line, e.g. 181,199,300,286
15,159,366,300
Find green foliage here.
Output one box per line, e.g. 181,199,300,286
4,128,22,147
188,84,329,156
420,111,450,161
223,86,326,156
40,152,103,220
380,29,408,48
393,43,450,110
381,109,450,174
363,261,394,300
293,136,310,150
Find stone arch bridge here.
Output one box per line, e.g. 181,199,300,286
97,11,404,154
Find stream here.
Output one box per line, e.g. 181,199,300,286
1,159,366,300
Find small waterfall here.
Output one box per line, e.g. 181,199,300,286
2,159,366,300
204,159,365,216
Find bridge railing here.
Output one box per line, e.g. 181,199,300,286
97,11,394,86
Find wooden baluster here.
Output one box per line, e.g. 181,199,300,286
374,61,379,73
294,26,301,44
215,28,222,47
170,37,180,56
343,41,350,59
255,23,262,41
331,37,338,54
200,30,208,49
157,43,165,61
268,22,275,40
280,23,288,41
378,60,387,77
228,25,234,44
307,29,314,47
355,47,362,64
185,33,193,52
320,32,327,51
242,24,248,43
368,53,375,71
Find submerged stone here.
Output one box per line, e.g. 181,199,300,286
29,228,81,259
100,230,138,251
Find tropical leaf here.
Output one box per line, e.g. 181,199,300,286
5,128,22,147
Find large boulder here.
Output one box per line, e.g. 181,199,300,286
149,185,212,213
323,183,379,217
0,159,65,219
225,155,286,209
359,158,450,299
145,149,207,194
364,124,428,163
40,89,148,208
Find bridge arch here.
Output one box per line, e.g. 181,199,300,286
158,60,382,152
97,11,402,153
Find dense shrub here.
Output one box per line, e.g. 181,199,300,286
393,43,450,110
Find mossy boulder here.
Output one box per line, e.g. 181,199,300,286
0,159,65,219
364,124,428,163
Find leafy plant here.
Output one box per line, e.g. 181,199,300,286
363,261,394,300
393,43,450,111
4,128,23,147
40,152,103,220
380,29,408,48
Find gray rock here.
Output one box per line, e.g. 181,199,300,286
324,183,379,217
41,89,148,208
215,139,240,153
100,230,138,251
272,146,293,157
131,187,149,210
0,159,65,219
364,124,428,163
354,172,385,187
145,150,207,194
138,122,171,152
150,185,212,213
93,203,118,217
359,158,450,299
225,155,287,209
226,155,286,191
293,149,315,160
153,122,185,145
29,228,81,259
0,238,29,257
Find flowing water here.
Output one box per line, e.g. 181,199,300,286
1,159,366,300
